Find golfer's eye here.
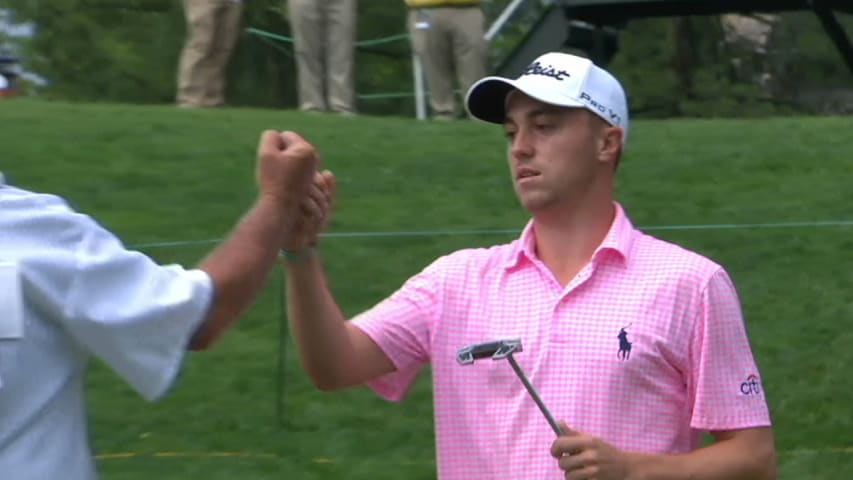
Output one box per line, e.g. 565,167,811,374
504,129,517,141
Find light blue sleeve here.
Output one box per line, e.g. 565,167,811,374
12,191,213,401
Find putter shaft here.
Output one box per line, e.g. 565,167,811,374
506,354,563,436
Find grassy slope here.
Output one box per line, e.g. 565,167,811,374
2,99,851,479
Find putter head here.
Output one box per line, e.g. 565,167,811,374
456,339,523,365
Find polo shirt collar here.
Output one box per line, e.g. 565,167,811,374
504,202,635,269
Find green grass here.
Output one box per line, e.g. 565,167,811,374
2,98,852,479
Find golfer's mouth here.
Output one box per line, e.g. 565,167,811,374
516,168,540,181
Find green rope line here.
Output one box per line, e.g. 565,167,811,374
245,27,408,47
246,27,412,101
357,92,416,99
128,220,853,250
253,34,294,59
358,88,464,100
356,33,409,47
246,27,293,44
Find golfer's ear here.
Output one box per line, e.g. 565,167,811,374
599,126,622,165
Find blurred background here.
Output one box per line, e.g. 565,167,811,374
1,0,851,117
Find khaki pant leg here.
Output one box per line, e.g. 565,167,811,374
204,1,243,106
450,6,487,115
721,14,776,53
177,0,218,106
325,0,357,113
409,8,456,119
289,0,327,111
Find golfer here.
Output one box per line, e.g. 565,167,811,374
284,52,775,479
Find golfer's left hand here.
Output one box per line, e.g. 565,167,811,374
283,169,336,252
551,422,630,480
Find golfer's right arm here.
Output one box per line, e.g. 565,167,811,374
285,257,396,391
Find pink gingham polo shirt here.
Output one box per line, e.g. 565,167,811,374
352,203,771,479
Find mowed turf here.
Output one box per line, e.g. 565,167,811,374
2,99,851,479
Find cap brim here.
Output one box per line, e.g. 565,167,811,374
465,76,587,124
465,77,517,124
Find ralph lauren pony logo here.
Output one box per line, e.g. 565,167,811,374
617,325,632,360
522,61,571,81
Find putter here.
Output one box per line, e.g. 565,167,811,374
457,339,563,436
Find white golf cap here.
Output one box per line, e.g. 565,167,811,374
465,52,629,143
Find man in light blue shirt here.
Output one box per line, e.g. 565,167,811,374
0,129,331,479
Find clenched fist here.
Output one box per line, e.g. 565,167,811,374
256,130,319,208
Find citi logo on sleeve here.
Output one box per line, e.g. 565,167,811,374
740,374,763,395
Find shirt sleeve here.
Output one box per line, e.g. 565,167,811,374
19,198,213,402
687,268,771,431
350,259,443,402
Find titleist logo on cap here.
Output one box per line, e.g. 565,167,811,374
523,61,571,81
